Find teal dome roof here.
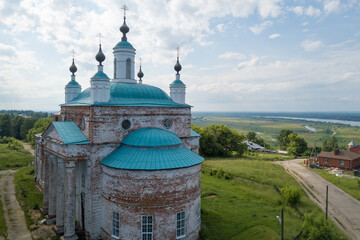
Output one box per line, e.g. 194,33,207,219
114,41,134,49
62,82,190,107
91,71,110,79
66,80,81,87
122,128,182,147
171,79,185,86
100,128,204,170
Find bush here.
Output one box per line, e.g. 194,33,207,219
216,168,225,178
281,184,301,205
302,211,340,240
210,168,218,176
224,172,233,180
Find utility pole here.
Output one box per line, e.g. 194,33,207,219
281,208,284,240
326,185,328,220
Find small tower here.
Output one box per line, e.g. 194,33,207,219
170,50,186,104
113,5,136,83
91,44,110,104
348,140,356,151
137,59,144,84
65,58,81,103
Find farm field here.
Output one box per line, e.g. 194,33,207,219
200,157,348,240
192,113,360,149
0,144,34,170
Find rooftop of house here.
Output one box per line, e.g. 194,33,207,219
319,149,360,161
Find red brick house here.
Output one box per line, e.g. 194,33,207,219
318,141,360,170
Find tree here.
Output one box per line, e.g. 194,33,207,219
322,136,339,151
27,118,52,147
11,115,25,139
277,129,293,150
246,131,270,149
246,131,257,142
19,118,37,140
192,124,247,157
302,211,341,240
329,136,339,150
0,114,12,137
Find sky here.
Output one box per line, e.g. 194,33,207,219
0,0,360,112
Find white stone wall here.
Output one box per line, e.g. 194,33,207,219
113,48,136,83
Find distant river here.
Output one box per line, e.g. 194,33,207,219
265,116,360,127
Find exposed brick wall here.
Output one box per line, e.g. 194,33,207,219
349,145,360,154
318,156,360,170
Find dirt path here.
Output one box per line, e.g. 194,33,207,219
20,142,34,156
275,159,360,240
0,170,32,240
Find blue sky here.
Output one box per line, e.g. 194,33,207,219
0,0,360,112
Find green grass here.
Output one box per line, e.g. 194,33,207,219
0,144,34,170
0,176,7,237
192,116,360,149
200,157,348,240
310,168,360,201
14,166,43,230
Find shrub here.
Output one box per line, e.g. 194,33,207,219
302,211,339,240
224,172,233,180
210,168,218,176
281,184,301,205
216,168,225,178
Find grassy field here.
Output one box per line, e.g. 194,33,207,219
200,157,348,240
14,166,43,230
192,115,360,149
310,168,360,201
0,144,34,170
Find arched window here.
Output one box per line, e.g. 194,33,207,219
126,58,131,79
114,58,117,78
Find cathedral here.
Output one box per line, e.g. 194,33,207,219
34,11,204,240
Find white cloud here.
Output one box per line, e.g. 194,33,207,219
269,33,280,39
301,40,323,51
216,24,225,32
292,6,304,15
219,52,246,60
305,6,322,17
237,56,260,70
249,21,273,35
324,0,340,14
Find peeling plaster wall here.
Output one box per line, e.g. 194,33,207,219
101,165,201,240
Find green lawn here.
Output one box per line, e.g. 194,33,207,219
14,166,43,230
200,157,348,240
310,168,360,201
0,144,34,170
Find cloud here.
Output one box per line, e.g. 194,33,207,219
324,0,340,14
249,21,273,35
292,6,304,15
269,33,280,39
216,24,225,32
305,6,322,17
301,40,323,51
219,52,246,60
237,56,260,70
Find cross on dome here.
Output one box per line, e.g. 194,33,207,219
97,32,103,45
121,4,128,18
120,4,130,41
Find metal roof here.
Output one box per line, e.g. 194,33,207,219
114,41,134,49
62,82,190,108
91,71,110,79
319,149,360,161
170,79,185,86
66,80,81,87
122,128,182,147
100,145,203,170
348,140,356,146
52,122,90,145
190,129,201,137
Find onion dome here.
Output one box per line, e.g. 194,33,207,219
69,59,77,75
95,44,106,65
174,57,182,74
137,66,144,80
120,18,129,41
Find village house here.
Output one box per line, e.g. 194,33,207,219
318,141,360,170
34,10,203,240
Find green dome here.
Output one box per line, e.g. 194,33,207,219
66,80,81,87
122,128,182,147
62,82,190,107
114,41,134,49
171,79,185,86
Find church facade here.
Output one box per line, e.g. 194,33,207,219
34,13,203,240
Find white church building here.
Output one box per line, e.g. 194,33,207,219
34,11,203,240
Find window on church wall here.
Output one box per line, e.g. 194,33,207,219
126,58,131,79
141,215,153,240
197,203,201,224
112,211,120,239
176,211,186,238
81,173,85,188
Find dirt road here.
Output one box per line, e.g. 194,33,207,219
275,159,360,240
0,170,32,240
